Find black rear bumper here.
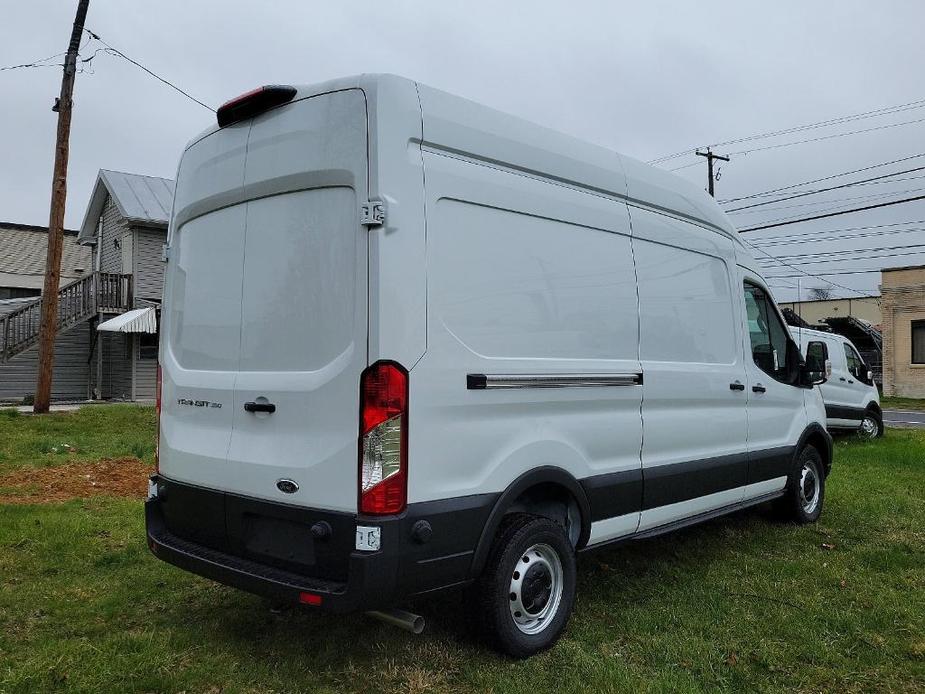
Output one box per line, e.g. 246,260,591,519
145,476,496,613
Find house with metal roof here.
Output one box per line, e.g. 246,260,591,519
0,223,94,401
0,170,174,402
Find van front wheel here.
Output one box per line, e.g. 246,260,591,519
776,445,825,524
476,514,576,658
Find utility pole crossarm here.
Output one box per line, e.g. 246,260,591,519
33,0,91,414
696,148,731,198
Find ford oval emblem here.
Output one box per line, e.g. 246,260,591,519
276,479,299,494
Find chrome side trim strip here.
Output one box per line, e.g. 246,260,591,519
467,373,643,390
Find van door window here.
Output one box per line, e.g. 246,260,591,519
805,340,828,380
843,343,865,380
743,282,790,382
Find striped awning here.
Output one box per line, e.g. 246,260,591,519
97,307,157,333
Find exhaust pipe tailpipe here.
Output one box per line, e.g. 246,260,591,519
366,609,425,634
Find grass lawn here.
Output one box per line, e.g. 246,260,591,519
0,408,923,692
881,396,925,412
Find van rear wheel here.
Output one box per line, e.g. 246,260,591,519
775,445,825,524
476,514,576,658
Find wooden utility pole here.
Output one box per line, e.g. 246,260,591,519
33,0,91,413
696,147,730,197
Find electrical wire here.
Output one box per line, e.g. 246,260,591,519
721,166,925,213
763,269,891,279
718,153,925,204
83,29,214,112
741,238,871,297
760,241,925,261
726,186,925,222
737,194,925,233
647,96,925,165
758,248,925,268
752,226,925,248
0,51,64,71
724,116,925,157
751,220,925,247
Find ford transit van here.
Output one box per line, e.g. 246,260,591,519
146,75,832,657
796,327,882,438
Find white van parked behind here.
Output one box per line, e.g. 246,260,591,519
147,75,833,657
795,327,883,438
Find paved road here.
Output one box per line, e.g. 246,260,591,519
883,409,925,429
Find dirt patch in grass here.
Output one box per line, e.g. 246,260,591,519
0,458,152,504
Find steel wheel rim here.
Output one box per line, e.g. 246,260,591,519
799,461,821,515
508,543,563,635
858,416,877,439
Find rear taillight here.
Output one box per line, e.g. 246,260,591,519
155,365,162,473
359,361,408,515
216,85,297,127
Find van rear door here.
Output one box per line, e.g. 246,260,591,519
161,89,369,514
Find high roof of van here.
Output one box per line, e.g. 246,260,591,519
793,326,841,341
189,74,742,244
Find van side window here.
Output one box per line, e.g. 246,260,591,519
805,340,828,378
843,343,864,379
743,283,790,382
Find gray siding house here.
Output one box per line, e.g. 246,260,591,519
0,170,173,403
0,223,93,401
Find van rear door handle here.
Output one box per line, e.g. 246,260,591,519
244,401,276,413
729,382,745,391
839,377,847,382
752,384,767,393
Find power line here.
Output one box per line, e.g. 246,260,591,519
763,269,886,279
718,152,925,204
753,225,925,248
760,242,925,262
751,220,925,247
721,166,925,213
737,194,925,233
727,186,925,218
648,96,925,165
742,238,870,297
0,51,65,71
724,116,925,157
83,29,214,112
758,248,925,268
724,172,925,200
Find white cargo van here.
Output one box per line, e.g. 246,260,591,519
147,75,832,657
795,327,882,438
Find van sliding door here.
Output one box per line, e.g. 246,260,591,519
633,210,749,531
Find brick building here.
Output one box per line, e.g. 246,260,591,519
881,265,925,398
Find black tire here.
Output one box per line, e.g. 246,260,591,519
775,445,825,523
475,513,576,658
858,408,884,439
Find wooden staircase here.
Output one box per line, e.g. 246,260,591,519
0,272,132,361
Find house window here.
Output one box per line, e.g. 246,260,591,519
913,320,925,364
139,332,159,360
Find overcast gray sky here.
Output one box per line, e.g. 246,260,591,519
2,1,924,300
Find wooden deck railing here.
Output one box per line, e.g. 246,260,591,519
0,272,132,361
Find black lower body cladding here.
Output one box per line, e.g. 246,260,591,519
146,476,497,612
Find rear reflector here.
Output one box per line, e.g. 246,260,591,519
216,85,297,127
299,592,323,606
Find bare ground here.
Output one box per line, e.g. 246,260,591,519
0,458,152,504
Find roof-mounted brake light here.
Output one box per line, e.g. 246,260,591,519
216,85,297,127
